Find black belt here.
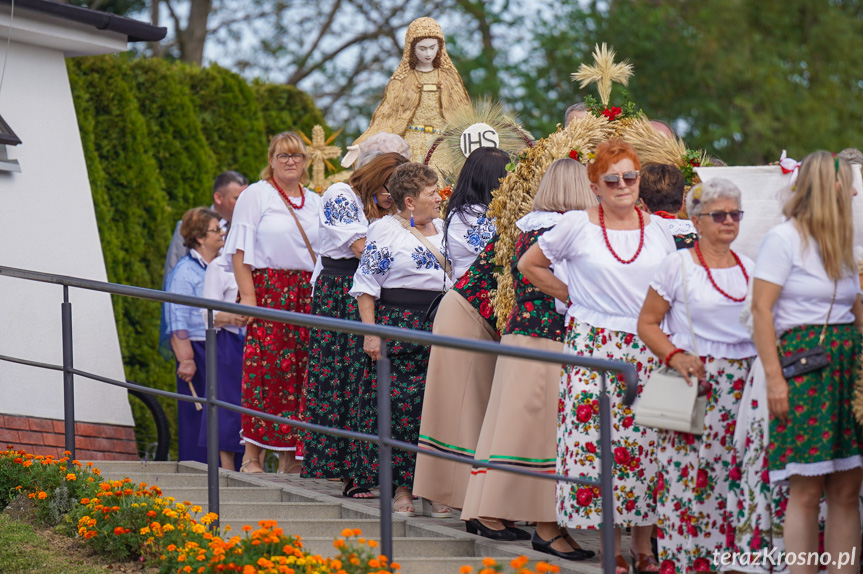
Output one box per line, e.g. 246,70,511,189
379,288,439,309
320,256,359,277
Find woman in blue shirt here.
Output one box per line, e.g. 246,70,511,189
160,207,226,462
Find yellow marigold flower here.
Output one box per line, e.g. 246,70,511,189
140,527,150,535
191,505,202,513
192,524,206,534
482,558,496,567
163,524,175,532
37,491,47,500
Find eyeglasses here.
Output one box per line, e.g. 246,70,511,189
205,227,224,235
700,210,744,223
275,153,305,164
601,171,639,189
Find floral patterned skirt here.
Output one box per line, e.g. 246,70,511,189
556,319,659,529
352,300,433,490
722,357,850,573
655,355,752,574
240,268,312,452
300,272,365,479
768,323,863,481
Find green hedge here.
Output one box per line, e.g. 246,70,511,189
67,55,330,458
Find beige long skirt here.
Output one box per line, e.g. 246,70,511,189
412,290,499,508
460,334,563,523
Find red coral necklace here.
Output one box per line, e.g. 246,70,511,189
694,240,748,302
599,204,644,264
271,178,305,210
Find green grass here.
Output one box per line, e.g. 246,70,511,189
0,514,105,574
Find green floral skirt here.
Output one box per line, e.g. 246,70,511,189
767,323,863,482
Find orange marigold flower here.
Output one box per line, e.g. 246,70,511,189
27,493,35,499
368,540,378,548
167,544,177,551
460,567,474,574
482,558,496,567
330,560,342,570
80,498,90,504
333,539,345,549
242,525,253,532
511,556,529,569
37,492,47,500
351,528,362,536
390,562,401,570
340,528,353,537
480,569,496,574
368,559,381,568
113,527,125,535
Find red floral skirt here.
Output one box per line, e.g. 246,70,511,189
241,268,312,452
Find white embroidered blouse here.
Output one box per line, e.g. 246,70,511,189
445,207,496,280
538,210,676,333
651,249,756,359
223,180,322,272
350,216,454,300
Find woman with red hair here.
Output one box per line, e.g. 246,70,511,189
519,139,675,573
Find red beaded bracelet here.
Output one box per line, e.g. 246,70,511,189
664,348,686,367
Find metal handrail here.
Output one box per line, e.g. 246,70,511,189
0,264,637,573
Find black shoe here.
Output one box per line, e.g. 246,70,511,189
531,531,592,561
506,526,531,540
465,519,517,541
561,526,596,559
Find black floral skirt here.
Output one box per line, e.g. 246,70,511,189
300,269,365,479
352,291,435,490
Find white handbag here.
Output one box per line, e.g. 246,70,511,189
634,251,707,435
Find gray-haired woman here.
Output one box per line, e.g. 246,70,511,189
637,178,756,573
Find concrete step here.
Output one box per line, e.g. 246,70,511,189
219,518,404,538
203,502,342,521
154,487,285,503
394,556,518,574
301,536,476,558
82,461,197,474
99,472,226,488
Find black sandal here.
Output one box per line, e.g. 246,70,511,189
342,479,376,499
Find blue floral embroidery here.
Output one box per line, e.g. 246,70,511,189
464,215,496,252
323,194,360,226
412,246,443,270
359,241,393,275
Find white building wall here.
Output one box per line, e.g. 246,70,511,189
0,38,134,426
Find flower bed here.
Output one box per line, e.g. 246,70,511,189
0,447,559,574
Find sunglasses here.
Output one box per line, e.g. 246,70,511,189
601,171,639,189
700,210,744,223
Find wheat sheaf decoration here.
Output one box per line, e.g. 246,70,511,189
489,44,708,330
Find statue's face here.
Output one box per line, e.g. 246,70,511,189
414,38,439,68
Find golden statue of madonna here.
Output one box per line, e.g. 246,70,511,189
340,17,471,168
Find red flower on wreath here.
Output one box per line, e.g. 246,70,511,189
569,149,579,161
602,106,623,121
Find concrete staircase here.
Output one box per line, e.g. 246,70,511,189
93,461,603,574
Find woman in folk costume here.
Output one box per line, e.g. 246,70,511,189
341,17,471,168
519,139,675,574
